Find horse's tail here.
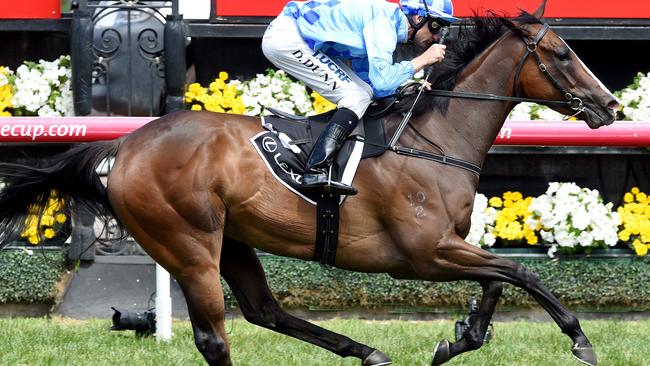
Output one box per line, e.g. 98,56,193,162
0,140,122,247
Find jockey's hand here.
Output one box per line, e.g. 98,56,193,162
423,44,446,65
410,44,446,75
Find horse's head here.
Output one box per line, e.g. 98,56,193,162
503,1,619,128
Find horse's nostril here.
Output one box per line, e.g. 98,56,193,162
607,100,620,112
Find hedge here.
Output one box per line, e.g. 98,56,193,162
220,256,650,311
1,248,648,310
0,249,66,304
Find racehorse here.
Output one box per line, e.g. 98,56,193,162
0,1,618,365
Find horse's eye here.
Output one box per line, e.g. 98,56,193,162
556,50,571,62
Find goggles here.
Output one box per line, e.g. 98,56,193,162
407,0,451,42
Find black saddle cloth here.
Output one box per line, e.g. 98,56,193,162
249,106,389,204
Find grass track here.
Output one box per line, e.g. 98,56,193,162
0,317,648,365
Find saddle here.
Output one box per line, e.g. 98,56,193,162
250,99,398,201
249,98,398,265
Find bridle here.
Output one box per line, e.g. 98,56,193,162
389,21,587,176
426,22,586,116
513,23,585,114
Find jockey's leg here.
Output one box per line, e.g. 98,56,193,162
302,107,359,195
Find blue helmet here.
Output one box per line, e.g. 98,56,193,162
400,0,458,24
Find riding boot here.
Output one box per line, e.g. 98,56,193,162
302,108,359,195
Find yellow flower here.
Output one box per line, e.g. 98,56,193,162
488,197,503,208
503,191,523,202
44,228,56,239
624,192,634,203
55,213,67,224
631,187,640,194
209,79,226,93
618,230,631,242
28,235,40,245
185,83,207,101
633,239,648,256
219,71,229,81
40,215,55,227
191,104,202,111
636,192,647,203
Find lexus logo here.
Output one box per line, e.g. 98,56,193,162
262,136,277,153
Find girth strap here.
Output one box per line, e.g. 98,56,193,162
314,192,340,265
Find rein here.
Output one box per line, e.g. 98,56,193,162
389,21,584,177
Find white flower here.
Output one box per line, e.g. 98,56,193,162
240,69,315,117
536,105,565,120
547,244,557,258
38,104,60,117
483,233,496,247
465,194,497,247
507,103,534,120
529,182,619,250
0,69,10,86
618,72,650,121
9,55,73,116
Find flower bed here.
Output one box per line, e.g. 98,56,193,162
0,56,73,117
185,69,335,117
468,183,649,257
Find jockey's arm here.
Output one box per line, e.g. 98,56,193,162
363,17,415,93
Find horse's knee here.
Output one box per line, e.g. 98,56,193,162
514,264,541,287
195,331,230,364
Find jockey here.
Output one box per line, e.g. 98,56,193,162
262,0,458,195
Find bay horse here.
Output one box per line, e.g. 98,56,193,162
0,2,618,365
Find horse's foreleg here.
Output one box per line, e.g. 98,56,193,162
415,235,595,366
432,280,503,365
220,239,391,366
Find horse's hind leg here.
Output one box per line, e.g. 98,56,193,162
432,280,503,365
416,235,595,366
177,261,232,366
220,238,391,366
109,200,232,365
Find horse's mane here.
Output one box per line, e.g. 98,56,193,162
396,12,543,115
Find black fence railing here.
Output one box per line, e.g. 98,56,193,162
71,0,186,116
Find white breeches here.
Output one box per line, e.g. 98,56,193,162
262,16,373,118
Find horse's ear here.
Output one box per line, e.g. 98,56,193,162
500,18,524,36
532,0,547,19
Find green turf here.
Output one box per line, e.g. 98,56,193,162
0,317,647,365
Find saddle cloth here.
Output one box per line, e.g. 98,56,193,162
249,108,388,205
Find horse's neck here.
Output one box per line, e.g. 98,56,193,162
416,38,520,168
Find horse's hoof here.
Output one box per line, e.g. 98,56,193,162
362,350,392,366
431,339,451,366
572,344,597,366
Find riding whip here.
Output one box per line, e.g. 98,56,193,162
389,27,450,148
